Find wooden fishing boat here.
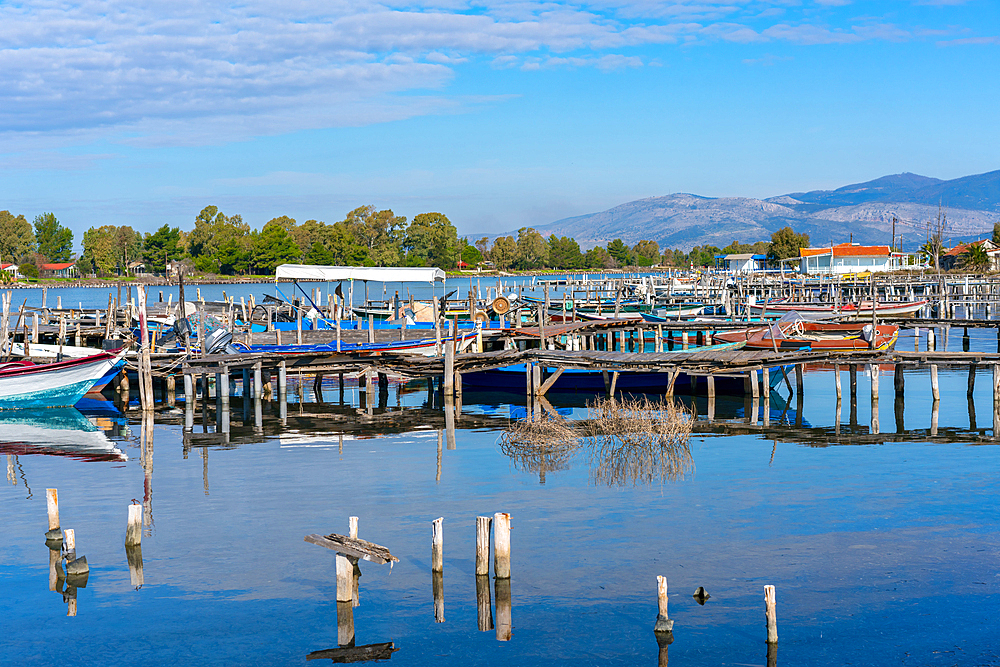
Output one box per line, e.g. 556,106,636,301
748,298,927,319
714,318,899,351
0,350,127,409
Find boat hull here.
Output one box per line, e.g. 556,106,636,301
0,352,125,409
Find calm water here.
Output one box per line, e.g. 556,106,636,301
3,330,999,666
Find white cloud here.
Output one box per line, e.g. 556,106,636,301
0,0,983,145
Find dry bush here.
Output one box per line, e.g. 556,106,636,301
498,412,580,478
581,396,694,486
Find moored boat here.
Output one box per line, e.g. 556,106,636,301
748,298,927,319
0,350,127,409
714,315,899,351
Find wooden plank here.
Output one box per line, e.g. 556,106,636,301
306,642,398,662
304,533,399,564
538,367,565,396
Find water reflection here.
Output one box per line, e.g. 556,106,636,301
0,408,127,462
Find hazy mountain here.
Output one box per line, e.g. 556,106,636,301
516,170,1000,251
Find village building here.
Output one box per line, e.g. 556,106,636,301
38,261,78,279
796,243,914,275
715,253,766,273
0,263,21,280
940,239,1000,271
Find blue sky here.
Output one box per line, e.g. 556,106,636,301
1,0,998,248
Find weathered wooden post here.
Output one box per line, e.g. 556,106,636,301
707,374,716,422
125,503,142,546
476,515,492,576
930,364,940,401
654,575,674,633
764,585,778,644
431,517,444,572
443,340,455,397
126,542,144,588
46,488,60,534
493,512,511,578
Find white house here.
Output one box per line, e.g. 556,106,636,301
798,243,913,275
715,253,766,273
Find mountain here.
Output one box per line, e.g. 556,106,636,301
517,170,1000,251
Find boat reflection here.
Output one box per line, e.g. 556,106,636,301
0,407,127,462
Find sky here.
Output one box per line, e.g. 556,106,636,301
1,0,999,249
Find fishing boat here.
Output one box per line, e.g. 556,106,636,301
0,350,127,409
0,407,127,461
748,298,927,319
714,314,899,351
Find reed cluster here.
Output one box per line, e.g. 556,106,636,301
498,395,694,485
581,396,694,486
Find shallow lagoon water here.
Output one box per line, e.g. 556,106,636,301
3,307,1000,666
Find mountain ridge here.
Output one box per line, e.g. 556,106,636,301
510,169,1000,251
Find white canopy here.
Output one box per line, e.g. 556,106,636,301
275,265,446,283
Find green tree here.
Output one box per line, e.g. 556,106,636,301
688,245,721,267
33,212,73,262
960,243,991,273
251,223,302,273
490,236,517,270
548,236,583,269
585,246,614,269
766,226,810,267
632,240,660,266
143,225,183,272
992,223,1000,246
515,227,548,269
0,211,36,264
461,242,482,267
343,206,406,266
80,225,143,276
404,212,458,268
606,239,630,266
304,241,335,266
187,206,251,274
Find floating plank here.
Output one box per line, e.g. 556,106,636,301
306,642,398,663
304,533,399,564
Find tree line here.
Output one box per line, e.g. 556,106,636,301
0,204,814,279
0,205,479,278
476,226,809,270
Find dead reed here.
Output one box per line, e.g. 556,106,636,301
498,412,580,478
581,396,694,486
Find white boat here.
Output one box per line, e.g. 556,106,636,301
0,350,127,409
10,342,104,359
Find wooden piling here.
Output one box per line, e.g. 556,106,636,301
443,341,455,396
930,364,940,401
125,503,142,546
336,553,353,602
431,517,444,572
476,515,492,576
46,488,59,530
764,585,778,644
433,570,445,624
654,575,674,633
64,528,76,561
968,364,976,397
493,512,511,578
